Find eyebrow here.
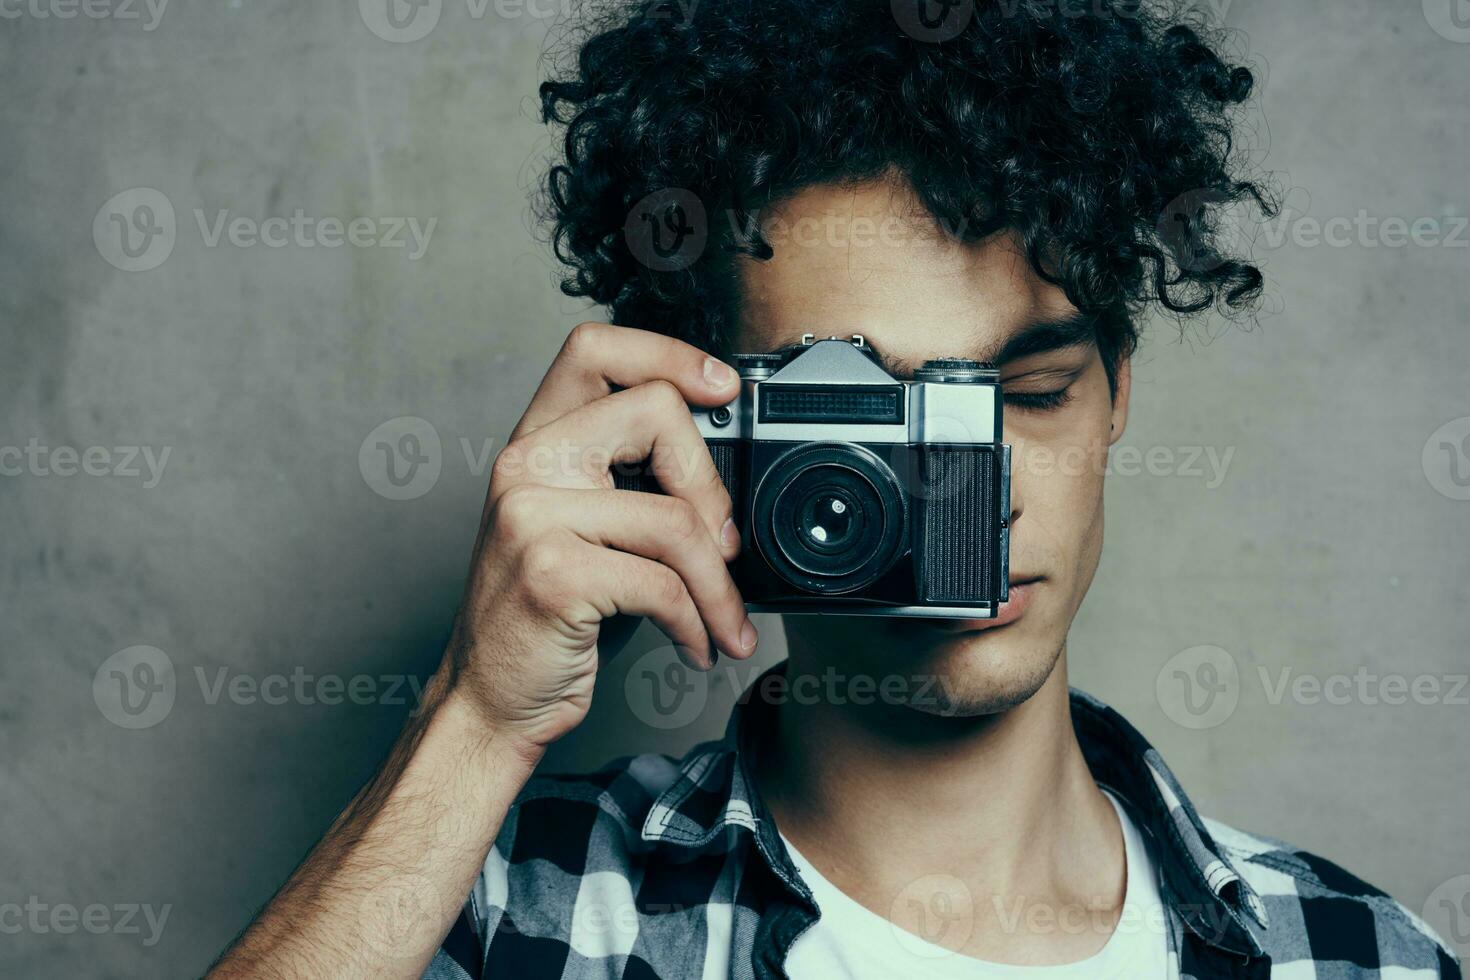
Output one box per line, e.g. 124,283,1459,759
864,311,1100,377
987,311,1100,364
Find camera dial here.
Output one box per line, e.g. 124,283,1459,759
914,358,999,384
733,352,790,380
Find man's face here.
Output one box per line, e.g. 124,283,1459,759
732,180,1131,716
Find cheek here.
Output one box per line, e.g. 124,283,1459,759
1010,445,1106,578
1006,384,1114,579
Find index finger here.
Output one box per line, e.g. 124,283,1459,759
513,322,739,440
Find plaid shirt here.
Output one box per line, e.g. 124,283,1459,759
425,668,1460,979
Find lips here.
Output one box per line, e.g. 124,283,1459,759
927,577,1040,633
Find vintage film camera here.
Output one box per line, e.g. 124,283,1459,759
614,335,1012,618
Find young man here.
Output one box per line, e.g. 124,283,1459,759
212,1,1459,977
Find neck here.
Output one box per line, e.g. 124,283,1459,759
755,636,1123,960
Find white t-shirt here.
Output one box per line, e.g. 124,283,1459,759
780,792,1171,979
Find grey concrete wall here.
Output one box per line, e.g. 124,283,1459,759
2,1,1467,975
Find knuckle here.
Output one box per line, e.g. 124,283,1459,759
640,378,684,412
491,482,543,535
660,497,703,543
519,538,575,596
651,566,691,609
489,439,530,487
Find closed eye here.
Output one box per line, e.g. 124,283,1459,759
1004,387,1074,412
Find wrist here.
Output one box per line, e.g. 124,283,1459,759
417,669,547,778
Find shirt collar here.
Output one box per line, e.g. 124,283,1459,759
640,663,1268,958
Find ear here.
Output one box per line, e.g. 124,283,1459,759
1108,357,1131,447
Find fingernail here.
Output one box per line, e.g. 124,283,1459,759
720,517,739,550
704,357,737,390
740,618,758,652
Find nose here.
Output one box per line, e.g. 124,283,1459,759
1005,443,1023,530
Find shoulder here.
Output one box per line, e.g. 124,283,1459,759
1201,816,1462,977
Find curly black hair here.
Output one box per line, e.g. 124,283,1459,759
539,0,1270,385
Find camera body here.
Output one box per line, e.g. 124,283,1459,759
614,335,1012,618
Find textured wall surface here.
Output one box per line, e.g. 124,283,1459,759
2,1,1468,976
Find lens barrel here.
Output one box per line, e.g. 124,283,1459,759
753,443,907,594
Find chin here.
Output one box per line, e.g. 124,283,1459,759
896,625,1064,718
784,604,1067,719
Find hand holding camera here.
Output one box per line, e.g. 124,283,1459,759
441,322,758,759
442,324,1013,759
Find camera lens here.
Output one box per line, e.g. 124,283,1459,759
797,490,855,551
753,444,907,594
779,468,875,577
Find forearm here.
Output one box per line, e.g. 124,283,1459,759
209,671,540,980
